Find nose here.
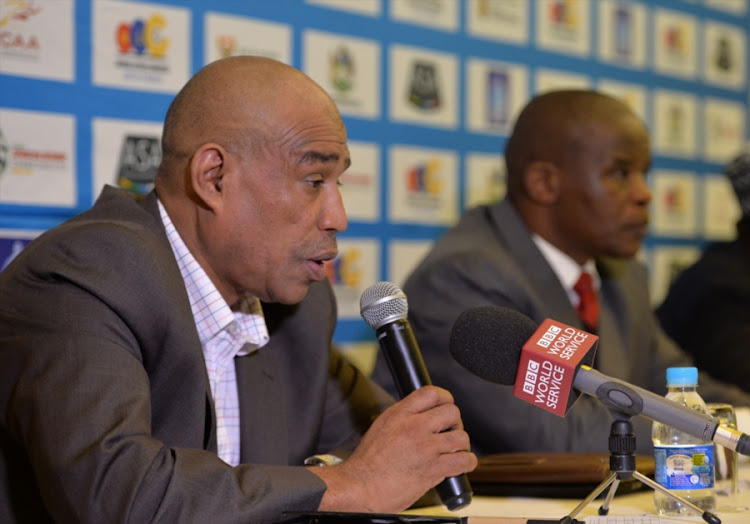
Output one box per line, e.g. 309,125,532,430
320,186,348,233
632,172,651,205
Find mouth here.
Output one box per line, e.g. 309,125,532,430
625,220,649,236
306,250,338,280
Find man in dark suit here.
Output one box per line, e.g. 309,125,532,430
372,89,750,456
0,56,476,523
657,151,750,393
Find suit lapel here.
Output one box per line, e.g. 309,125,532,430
492,200,584,329
141,189,222,454
595,260,631,377
235,346,288,465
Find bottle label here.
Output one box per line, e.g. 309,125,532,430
654,445,715,490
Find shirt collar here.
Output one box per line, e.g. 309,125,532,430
157,199,269,350
532,234,600,299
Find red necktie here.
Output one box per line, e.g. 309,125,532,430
574,272,600,332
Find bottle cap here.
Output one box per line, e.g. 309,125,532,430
666,367,698,386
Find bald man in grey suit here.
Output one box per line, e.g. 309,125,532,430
0,57,476,523
372,90,750,457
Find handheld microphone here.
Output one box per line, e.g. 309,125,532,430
449,305,750,457
360,281,472,511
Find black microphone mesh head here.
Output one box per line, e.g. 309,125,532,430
360,281,408,329
449,306,539,385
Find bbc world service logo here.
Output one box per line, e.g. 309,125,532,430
537,324,562,348
522,359,540,395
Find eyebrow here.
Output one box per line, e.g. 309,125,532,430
298,150,351,170
610,157,652,174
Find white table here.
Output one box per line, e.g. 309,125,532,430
405,475,750,523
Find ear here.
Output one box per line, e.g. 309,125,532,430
522,160,561,205
189,143,227,211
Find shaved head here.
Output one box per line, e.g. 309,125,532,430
152,56,351,305
505,90,643,201
157,56,342,187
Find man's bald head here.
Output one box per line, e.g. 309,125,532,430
151,55,351,306
504,90,643,200
157,56,341,184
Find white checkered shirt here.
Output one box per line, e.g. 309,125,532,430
159,201,269,466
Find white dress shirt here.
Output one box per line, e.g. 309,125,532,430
531,234,600,307
159,200,269,466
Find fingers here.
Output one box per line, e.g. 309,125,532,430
396,386,465,433
408,401,464,437
389,386,474,464
409,411,472,461
436,449,479,482
399,386,477,473
321,384,476,514
434,418,472,453
398,384,455,414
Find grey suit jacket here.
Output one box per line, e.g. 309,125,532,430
372,198,750,456
0,186,392,523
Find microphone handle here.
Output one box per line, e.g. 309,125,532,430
376,319,473,511
574,366,721,444
377,319,433,396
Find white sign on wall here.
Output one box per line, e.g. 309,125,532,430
650,170,698,237
0,0,75,82
597,0,647,70
464,152,506,209
536,0,590,57
390,0,458,32
304,30,380,120
389,44,458,129
466,0,528,44
328,238,380,319
91,118,163,204
465,58,528,136
703,20,747,90
305,0,381,17
0,108,76,207
653,89,697,158
388,239,433,289
340,141,381,223
703,98,745,163
388,145,458,225
535,68,591,94
92,0,191,93
204,12,292,66
653,8,698,79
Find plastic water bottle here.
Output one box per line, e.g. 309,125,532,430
652,367,716,515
